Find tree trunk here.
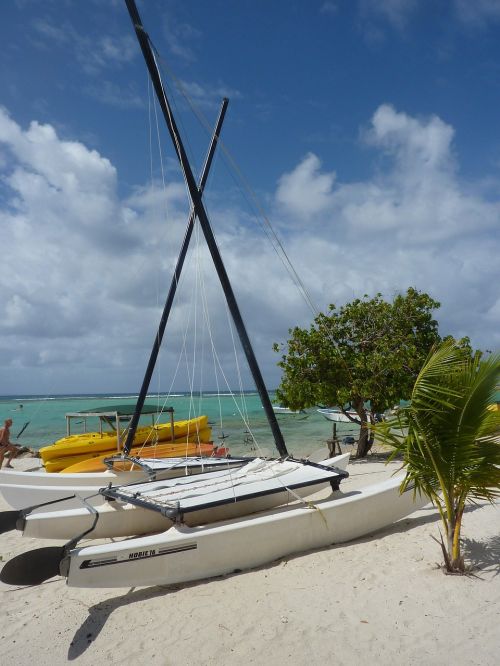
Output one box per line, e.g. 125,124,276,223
450,511,465,572
442,510,465,573
353,399,371,458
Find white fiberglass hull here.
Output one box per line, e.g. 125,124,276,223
63,473,427,588
273,406,304,415
20,454,350,540
0,457,247,511
0,483,109,512
317,409,358,423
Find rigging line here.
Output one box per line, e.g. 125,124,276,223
187,222,199,424
201,317,264,456
121,92,229,455
184,238,210,448
194,189,249,436
192,216,204,426
152,54,354,385
183,249,198,425
222,295,250,427
128,7,286,456
132,268,196,457
150,79,165,414
150,57,360,391
191,213,261,452
149,50,196,236
216,156,318,316
162,70,201,187
195,224,224,435
139,84,173,450
150,52,319,339
152,49,317,315
154,55,236,427
194,243,263,453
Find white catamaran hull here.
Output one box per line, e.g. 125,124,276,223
63,473,428,588
20,454,350,540
0,457,247,511
317,408,360,423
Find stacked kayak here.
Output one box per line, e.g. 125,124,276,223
40,413,213,472
59,441,229,474
58,431,220,473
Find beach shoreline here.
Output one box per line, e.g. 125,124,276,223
0,453,498,665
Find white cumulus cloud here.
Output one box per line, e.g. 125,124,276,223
0,103,499,395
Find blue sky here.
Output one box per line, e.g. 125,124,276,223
1,0,499,395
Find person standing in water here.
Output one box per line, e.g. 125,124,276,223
0,418,20,468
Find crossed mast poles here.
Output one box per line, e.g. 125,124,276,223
123,0,289,458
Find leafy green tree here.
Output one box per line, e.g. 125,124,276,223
274,288,442,457
377,341,500,573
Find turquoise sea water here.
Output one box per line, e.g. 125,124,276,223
0,393,362,458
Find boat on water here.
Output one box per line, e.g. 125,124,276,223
317,407,362,423
272,405,306,415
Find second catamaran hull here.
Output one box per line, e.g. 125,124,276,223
63,473,428,588
0,457,248,511
19,454,350,540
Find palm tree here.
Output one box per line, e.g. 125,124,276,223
378,340,500,573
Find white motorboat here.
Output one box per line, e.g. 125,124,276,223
273,405,306,415
317,408,360,423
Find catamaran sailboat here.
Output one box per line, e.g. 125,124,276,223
0,0,350,544
0,0,425,589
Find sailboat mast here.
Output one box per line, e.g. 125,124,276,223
123,99,228,456
124,0,289,458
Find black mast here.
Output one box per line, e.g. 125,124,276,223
123,99,228,455
124,0,289,457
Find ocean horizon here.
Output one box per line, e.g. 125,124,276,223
0,391,360,456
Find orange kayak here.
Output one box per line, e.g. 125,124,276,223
59,440,218,473
45,427,212,473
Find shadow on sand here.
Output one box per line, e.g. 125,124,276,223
68,505,441,659
68,584,177,659
462,534,500,576
67,493,495,659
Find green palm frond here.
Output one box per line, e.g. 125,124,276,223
375,341,499,572
377,340,500,506
409,342,468,412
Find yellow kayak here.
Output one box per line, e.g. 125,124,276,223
45,428,213,473
40,415,209,463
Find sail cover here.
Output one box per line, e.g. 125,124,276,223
101,457,348,518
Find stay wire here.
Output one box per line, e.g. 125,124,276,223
148,37,355,394
150,46,354,383
151,48,317,314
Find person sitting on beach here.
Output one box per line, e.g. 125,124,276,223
0,418,20,468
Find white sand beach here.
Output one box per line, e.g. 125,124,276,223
0,453,498,665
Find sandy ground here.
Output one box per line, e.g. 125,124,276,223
0,453,498,665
